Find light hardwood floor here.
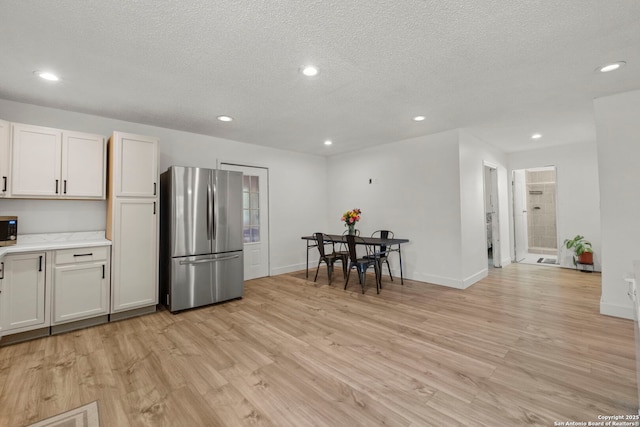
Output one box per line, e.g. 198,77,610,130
0,264,636,426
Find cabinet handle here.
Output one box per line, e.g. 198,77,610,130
55,179,59,194
2,176,6,192
102,265,105,279
0,261,4,280
39,256,42,272
153,201,156,215
63,180,67,194
73,253,93,257
154,182,157,196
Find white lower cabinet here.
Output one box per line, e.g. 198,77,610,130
0,252,48,334
52,246,110,325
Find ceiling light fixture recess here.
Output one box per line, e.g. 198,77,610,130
217,115,233,122
413,116,426,122
597,61,626,73
324,140,332,146
301,65,319,77
35,71,60,81
531,133,542,140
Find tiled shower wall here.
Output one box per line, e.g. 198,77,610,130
526,169,557,255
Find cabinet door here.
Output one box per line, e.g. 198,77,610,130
61,131,106,199
0,120,10,197
53,262,109,324
0,253,47,332
0,259,4,336
111,198,158,312
111,132,158,198
11,124,62,197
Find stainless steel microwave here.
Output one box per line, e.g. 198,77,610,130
0,216,18,246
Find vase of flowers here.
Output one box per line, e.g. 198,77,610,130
341,208,361,235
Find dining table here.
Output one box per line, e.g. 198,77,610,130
301,233,409,284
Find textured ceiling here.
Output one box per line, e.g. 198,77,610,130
1,1,639,156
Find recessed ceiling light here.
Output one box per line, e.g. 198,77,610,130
301,65,319,77
413,116,426,122
531,133,542,140
597,61,626,73
217,115,233,122
324,140,332,146
35,71,59,81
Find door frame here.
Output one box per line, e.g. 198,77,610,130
511,165,559,264
218,160,270,278
483,161,501,268
512,169,528,262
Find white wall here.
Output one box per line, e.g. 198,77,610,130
325,129,510,289
594,89,640,319
327,130,464,286
0,99,327,275
508,142,601,271
459,131,511,281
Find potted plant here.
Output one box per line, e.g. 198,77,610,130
563,235,593,265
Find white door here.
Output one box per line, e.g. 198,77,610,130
111,132,158,198
220,163,269,280
53,262,109,324
0,120,10,197
1,252,47,332
11,123,62,197
62,131,106,198
111,198,158,312
513,170,528,262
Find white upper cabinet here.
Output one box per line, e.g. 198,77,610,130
62,131,106,198
0,120,10,197
111,132,158,198
11,123,62,197
10,123,106,199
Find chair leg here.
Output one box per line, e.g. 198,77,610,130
314,260,322,282
327,262,333,284
345,267,352,290
359,267,366,294
386,259,393,281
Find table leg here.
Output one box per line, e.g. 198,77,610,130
306,240,310,278
398,244,404,285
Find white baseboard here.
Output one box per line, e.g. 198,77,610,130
410,270,483,290
600,299,634,320
270,263,309,276
500,257,512,267
463,268,488,288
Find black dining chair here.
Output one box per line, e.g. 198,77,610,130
334,228,360,260
344,234,380,294
313,232,347,285
368,230,395,283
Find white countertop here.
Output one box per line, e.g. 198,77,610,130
0,231,111,260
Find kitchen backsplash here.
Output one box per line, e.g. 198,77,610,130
0,199,107,234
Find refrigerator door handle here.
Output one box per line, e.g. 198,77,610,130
179,254,241,265
206,181,213,240
212,179,218,241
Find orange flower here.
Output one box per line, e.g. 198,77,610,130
341,208,362,226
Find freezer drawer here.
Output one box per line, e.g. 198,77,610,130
168,251,243,312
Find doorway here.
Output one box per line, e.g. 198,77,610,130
483,163,501,268
219,162,270,280
512,166,559,266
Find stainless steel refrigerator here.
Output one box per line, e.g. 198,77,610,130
159,166,244,312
